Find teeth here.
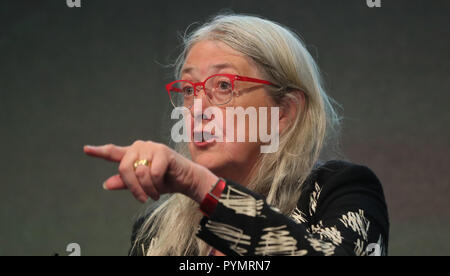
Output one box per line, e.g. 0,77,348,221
193,131,215,143
196,113,213,120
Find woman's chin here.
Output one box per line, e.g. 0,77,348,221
194,157,216,169
192,154,222,170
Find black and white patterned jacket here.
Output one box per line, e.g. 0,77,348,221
130,160,389,256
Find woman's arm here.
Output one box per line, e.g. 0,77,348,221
196,161,389,256
84,143,388,256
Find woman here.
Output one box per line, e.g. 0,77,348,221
84,14,389,256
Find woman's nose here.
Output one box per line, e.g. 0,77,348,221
189,86,213,118
195,86,213,107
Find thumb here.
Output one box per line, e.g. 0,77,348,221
102,174,127,190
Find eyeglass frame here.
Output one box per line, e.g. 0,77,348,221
165,73,279,108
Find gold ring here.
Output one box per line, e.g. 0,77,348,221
133,159,151,170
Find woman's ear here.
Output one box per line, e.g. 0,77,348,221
278,90,306,134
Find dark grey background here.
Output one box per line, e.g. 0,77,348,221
0,0,449,256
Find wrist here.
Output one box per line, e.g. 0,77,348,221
192,165,219,204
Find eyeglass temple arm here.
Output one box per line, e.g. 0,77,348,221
234,75,278,87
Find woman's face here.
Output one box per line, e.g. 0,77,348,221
182,40,278,184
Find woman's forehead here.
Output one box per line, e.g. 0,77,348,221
182,41,258,77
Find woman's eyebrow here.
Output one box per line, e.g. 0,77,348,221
181,63,239,76
211,63,239,72
181,66,194,75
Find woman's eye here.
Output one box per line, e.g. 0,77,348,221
183,86,194,95
218,81,232,91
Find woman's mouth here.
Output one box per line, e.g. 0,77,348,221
193,131,216,147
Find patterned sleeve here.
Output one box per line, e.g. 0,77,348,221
195,161,390,256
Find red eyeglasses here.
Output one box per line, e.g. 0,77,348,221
165,74,278,108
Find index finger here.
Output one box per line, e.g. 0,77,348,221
83,144,128,162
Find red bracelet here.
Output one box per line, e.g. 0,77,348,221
199,178,226,217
